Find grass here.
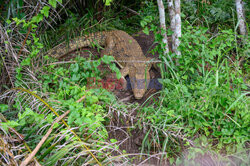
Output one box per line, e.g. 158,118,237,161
0,0,249,165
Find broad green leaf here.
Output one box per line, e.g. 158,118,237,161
110,139,117,143
41,6,50,18
31,14,43,23
104,0,112,6
0,104,8,112
6,19,11,24
102,55,114,64
143,27,149,35
140,20,147,27
49,0,57,8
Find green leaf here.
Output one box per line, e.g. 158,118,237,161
13,18,25,26
101,55,114,64
6,19,11,24
92,60,101,68
169,157,175,165
26,40,31,45
110,139,117,143
53,122,59,129
104,0,112,6
176,157,182,166
21,57,31,66
71,74,80,81
31,14,44,23
49,0,57,8
144,16,152,23
167,28,174,35
140,20,147,28
0,104,8,112
143,27,149,35
70,63,79,73
182,75,188,80
116,72,121,79
41,6,50,18
109,63,121,79
190,67,194,74
3,121,20,130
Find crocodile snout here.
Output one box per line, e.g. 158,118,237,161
133,89,146,99
130,78,149,99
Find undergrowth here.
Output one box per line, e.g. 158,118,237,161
0,0,249,165
138,9,249,164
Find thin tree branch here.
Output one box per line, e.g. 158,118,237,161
121,5,140,16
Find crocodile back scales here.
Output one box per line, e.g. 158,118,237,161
47,31,112,58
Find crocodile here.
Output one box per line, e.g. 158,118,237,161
47,30,153,99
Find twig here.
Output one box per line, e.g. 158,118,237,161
20,110,70,166
76,95,87,103
17,3,41,59
0,53,15,88
45,60,77,66
82,17,104,31
17,25,31,59
46,60,161,66
121,5,140,16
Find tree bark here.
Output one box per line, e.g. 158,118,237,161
174,0,181,57
235,0,247,36
167,0,181,56
167,0,175,51
157,0,169,54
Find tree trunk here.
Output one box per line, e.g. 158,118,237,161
157,0,169,54
167,0,175,51
235,0,247,36
167,0,181,64
173,0,181,57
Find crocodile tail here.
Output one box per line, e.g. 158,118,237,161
46,31,108,58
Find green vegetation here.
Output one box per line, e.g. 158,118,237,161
0,0,249,165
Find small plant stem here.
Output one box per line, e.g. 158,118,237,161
17,3,40,59
17,25,31,59
121,5,140,16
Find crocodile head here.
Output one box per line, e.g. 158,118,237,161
129,63,151,99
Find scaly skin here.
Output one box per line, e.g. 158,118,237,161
47,30,152,99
